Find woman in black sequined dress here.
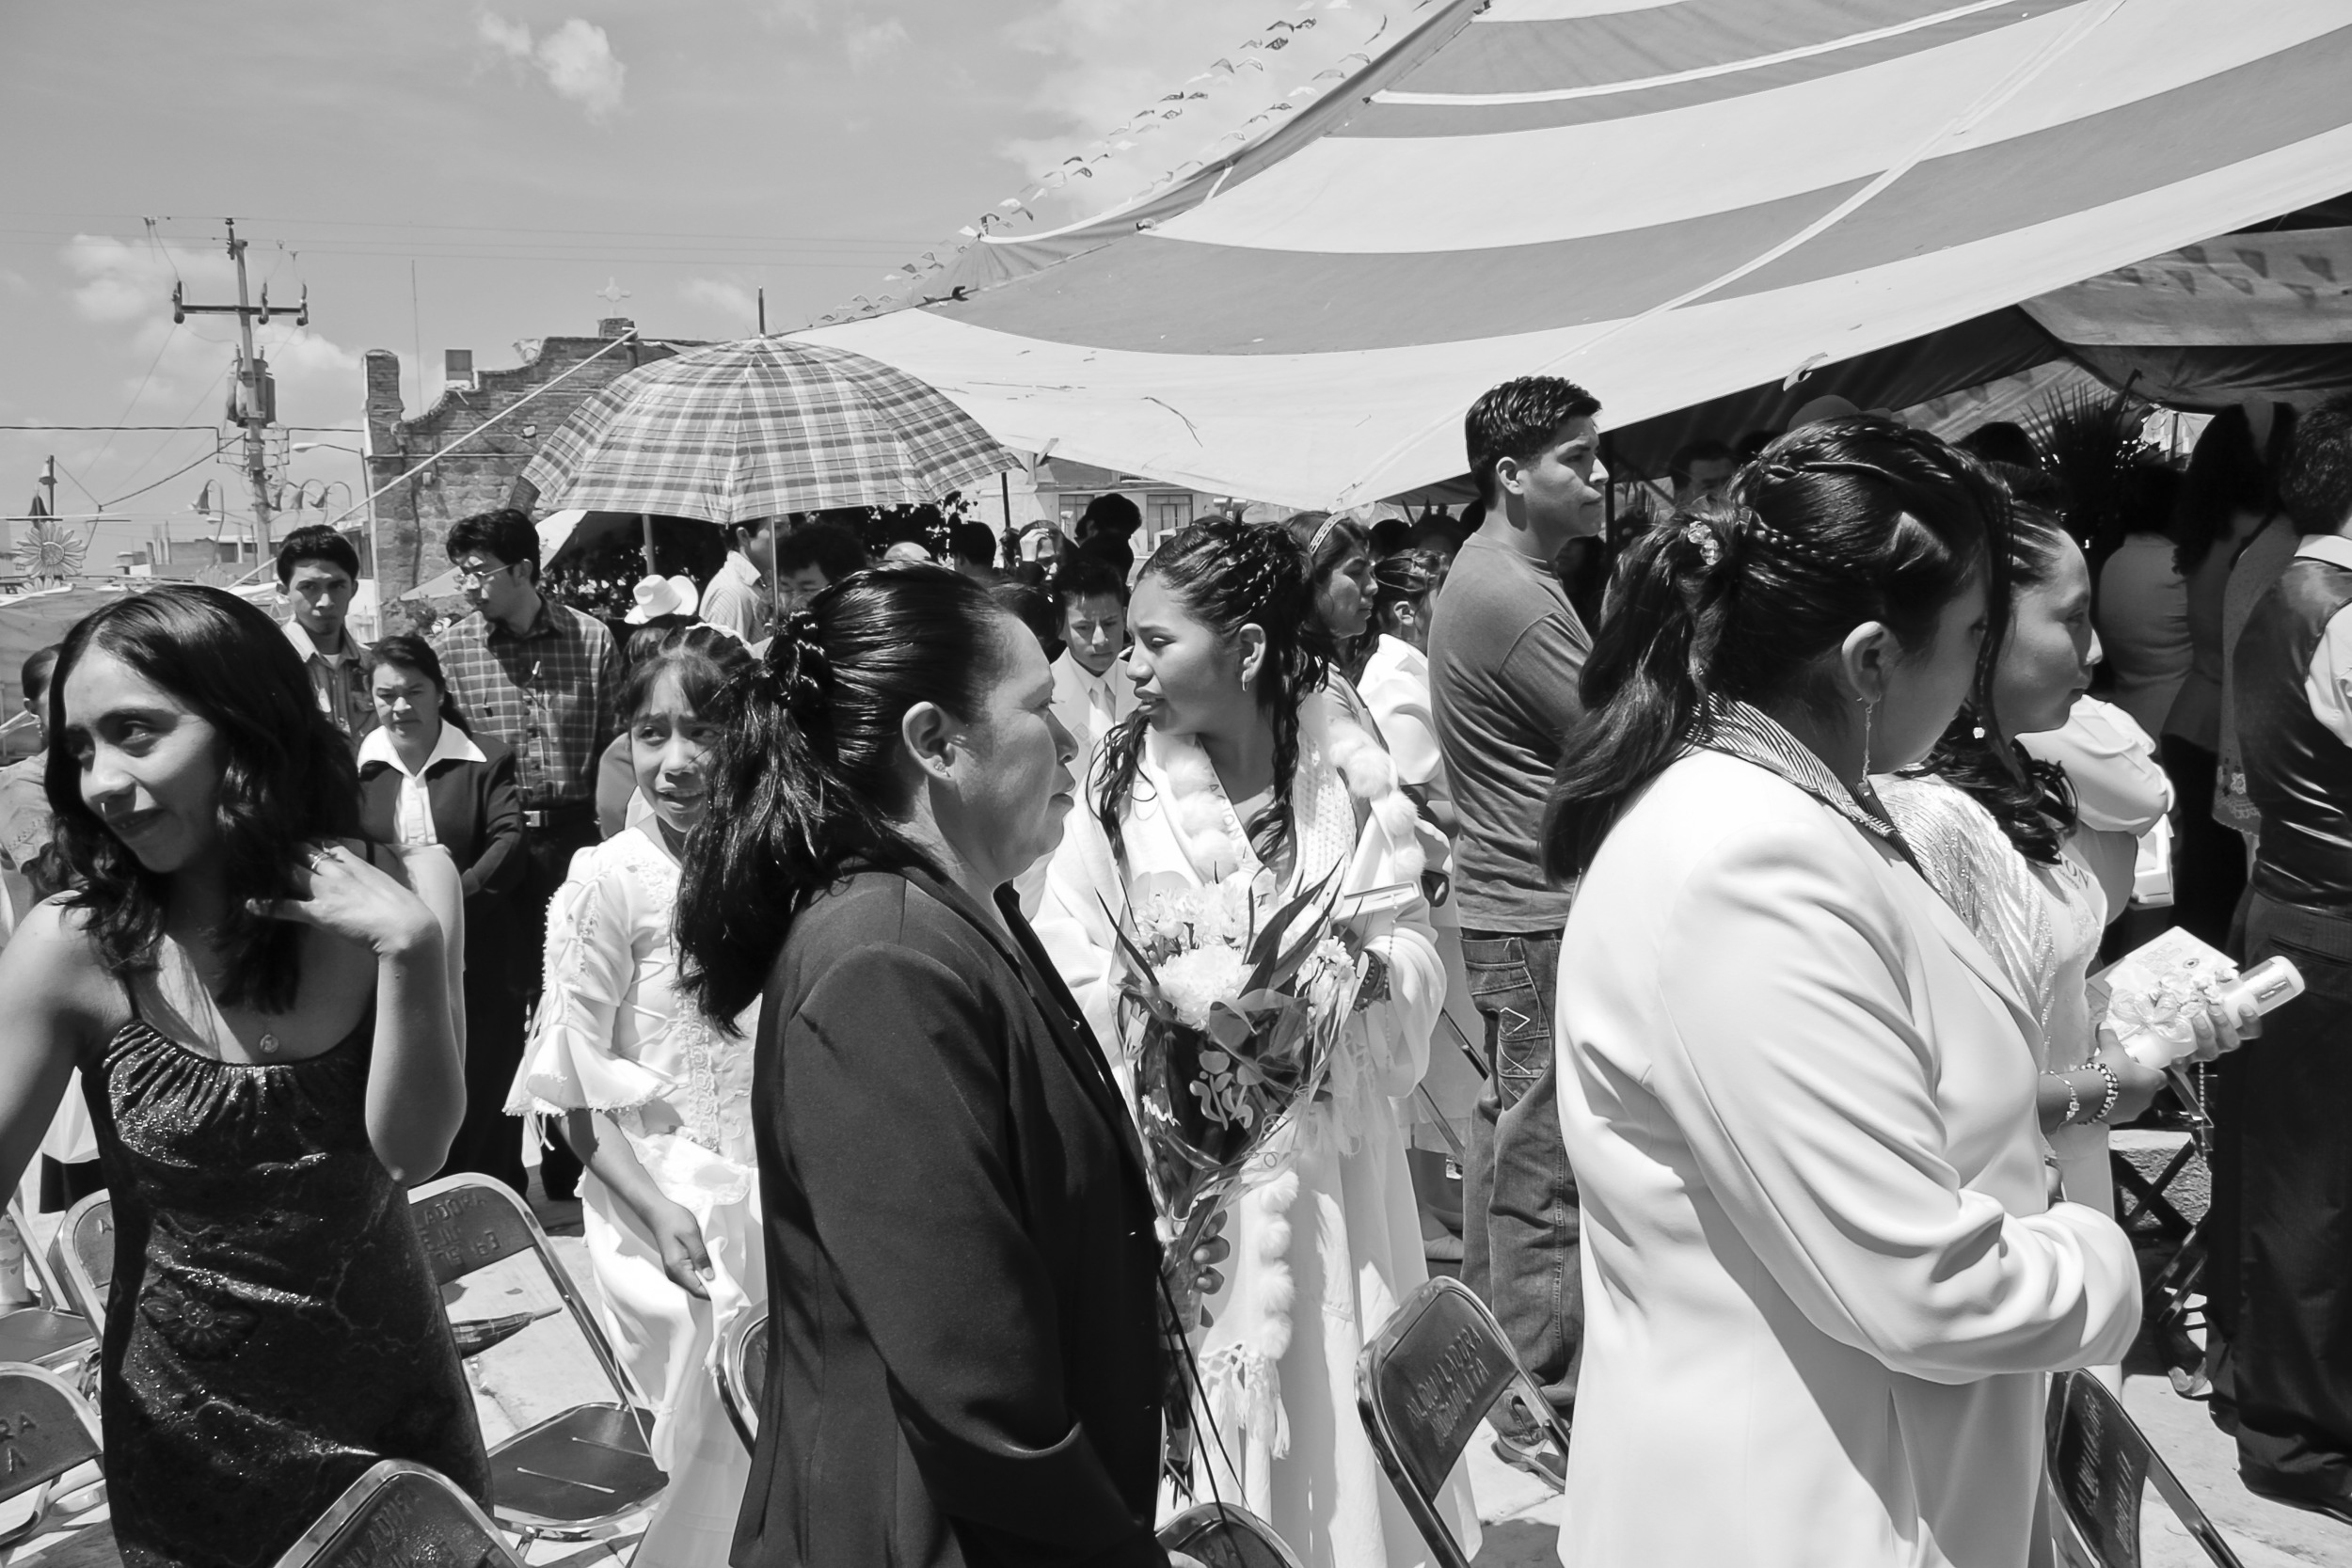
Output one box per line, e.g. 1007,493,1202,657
0,585,486,1568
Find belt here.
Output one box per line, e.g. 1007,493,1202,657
523,801,598,830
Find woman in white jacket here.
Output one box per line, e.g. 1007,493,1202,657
1546,421,2142,1568
1037,518,1474,1568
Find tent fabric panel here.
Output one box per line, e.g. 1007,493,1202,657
1599,308,2063,479
1346,4,2075,137
934,20,2350,362
1386,0,2009,99
808,120,2352,507
1172,2,2303,256
2023,226,2352,346
2064,343,2352,410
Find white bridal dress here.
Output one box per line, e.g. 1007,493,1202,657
509,824,764,1567
1038,687,1478,1568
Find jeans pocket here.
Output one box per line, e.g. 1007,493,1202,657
1461,937,1550,1090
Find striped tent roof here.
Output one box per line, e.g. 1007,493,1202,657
803,0,2352,508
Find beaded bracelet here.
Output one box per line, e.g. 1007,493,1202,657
2081,1060,2122,1125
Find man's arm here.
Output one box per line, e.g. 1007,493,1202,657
1497,610,1591,753
2304,600,2352,748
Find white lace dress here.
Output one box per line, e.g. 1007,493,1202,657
507,825,762,1567
1037,688,1477,1568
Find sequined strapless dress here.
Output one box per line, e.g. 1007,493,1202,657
84,1005,491,1568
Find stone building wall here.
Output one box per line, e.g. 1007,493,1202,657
360,318,702,629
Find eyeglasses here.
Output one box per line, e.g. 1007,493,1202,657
452,561,519,589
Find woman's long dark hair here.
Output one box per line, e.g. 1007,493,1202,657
48,584,363,1011
675,563,1007,1024
2173,404,2296,573
1543,418,2010,879
1914,506,2080,865
1093,519,1325,869
1285,510,1373,671
367,634,469,735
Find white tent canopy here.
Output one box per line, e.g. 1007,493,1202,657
803,0,2352,508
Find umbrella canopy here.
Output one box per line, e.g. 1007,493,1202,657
519,338,1014,525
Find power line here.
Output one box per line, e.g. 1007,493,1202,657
102,442,230,510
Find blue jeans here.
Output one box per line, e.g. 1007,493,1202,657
1458,930,1581,1420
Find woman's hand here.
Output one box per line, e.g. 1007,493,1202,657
1163,1208,1231,1335
646,1197,714,1300
250,842,437,959
2179,989,2262,1064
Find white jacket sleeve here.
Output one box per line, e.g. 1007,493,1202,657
507,850,670,1116
1648,818,2140,1385
1033,794,1131,1102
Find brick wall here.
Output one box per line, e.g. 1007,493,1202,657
361,321,703,632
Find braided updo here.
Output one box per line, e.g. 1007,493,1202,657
1093,518,1326,868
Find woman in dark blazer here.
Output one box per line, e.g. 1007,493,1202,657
358,634,531,1191
675,565,1187,1568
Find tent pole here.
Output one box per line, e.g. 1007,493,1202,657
641,513,657,576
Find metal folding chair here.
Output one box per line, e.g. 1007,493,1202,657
270,1459,524,1568
406,1174,665,1544
1157,1501,1307,1568
2046,1370,2242,1567
0,1361,104,1550
48,1191,113,1331
716,1305,768,1452
0,1198,95,1378
1354,1275,1570,1568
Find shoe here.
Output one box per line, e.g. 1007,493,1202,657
1423,1233,1465,1264
2243,1480,2352,1527
1489,1432,1566,1493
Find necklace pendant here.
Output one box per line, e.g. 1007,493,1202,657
258,1032,279,1056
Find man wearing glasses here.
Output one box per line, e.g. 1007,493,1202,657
432,506,622,1200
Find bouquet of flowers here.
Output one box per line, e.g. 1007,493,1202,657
1104,867,1375,1267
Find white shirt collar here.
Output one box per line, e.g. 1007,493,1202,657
1056,648,1119,696
2293,533,2352,569
282,618,359,665
358,722,487,779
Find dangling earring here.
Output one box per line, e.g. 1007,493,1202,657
1860,697,1878,777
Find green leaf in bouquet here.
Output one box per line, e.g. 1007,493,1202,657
1243,863,1343,994
1205,1004,1255,1050
1237,989,1292,1015
1199,1049,1231,1072
1097,892,1164,986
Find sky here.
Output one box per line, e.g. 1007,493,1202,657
0,0,1414,574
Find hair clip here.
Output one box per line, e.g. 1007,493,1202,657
1681,519,1724,569
1308,515,1342,557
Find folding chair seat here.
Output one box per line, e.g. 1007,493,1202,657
271,1460,524,1568
0,1361,104,1550
1157,1501,1306,1568
2046,1370,2243,1567
407,1174,665,1544
0,1198,95,1378
1354,1275,1570,1568
48,1191,113,1331
716,1306,768,1452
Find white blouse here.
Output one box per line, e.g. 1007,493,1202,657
508,826,756,1203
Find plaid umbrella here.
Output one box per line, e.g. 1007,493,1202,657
519,337,1013,524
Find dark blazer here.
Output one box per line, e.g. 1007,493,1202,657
357,730,527,909
739,864,1168,1568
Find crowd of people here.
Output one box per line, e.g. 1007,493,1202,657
0,374,2347,1568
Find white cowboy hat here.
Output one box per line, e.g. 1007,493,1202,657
624,573,701,624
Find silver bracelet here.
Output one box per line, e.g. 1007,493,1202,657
2043,1069,2080,1128
2082,1060,2122,1125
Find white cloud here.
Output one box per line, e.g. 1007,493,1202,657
844,17,909,68
679,277,757,324
479,14,627,119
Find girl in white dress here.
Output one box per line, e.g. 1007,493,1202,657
1037,518,1475,1568
509,625,762,1567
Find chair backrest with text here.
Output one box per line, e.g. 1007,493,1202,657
2046,1370,2243,1567
0,1363,103,1549
1356,1276,1569,1568
269,1460,523,1568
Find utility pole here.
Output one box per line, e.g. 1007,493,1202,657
172,218,307,561
39,456,56,519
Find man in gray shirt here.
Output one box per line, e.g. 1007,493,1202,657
1430,375,1604,1481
